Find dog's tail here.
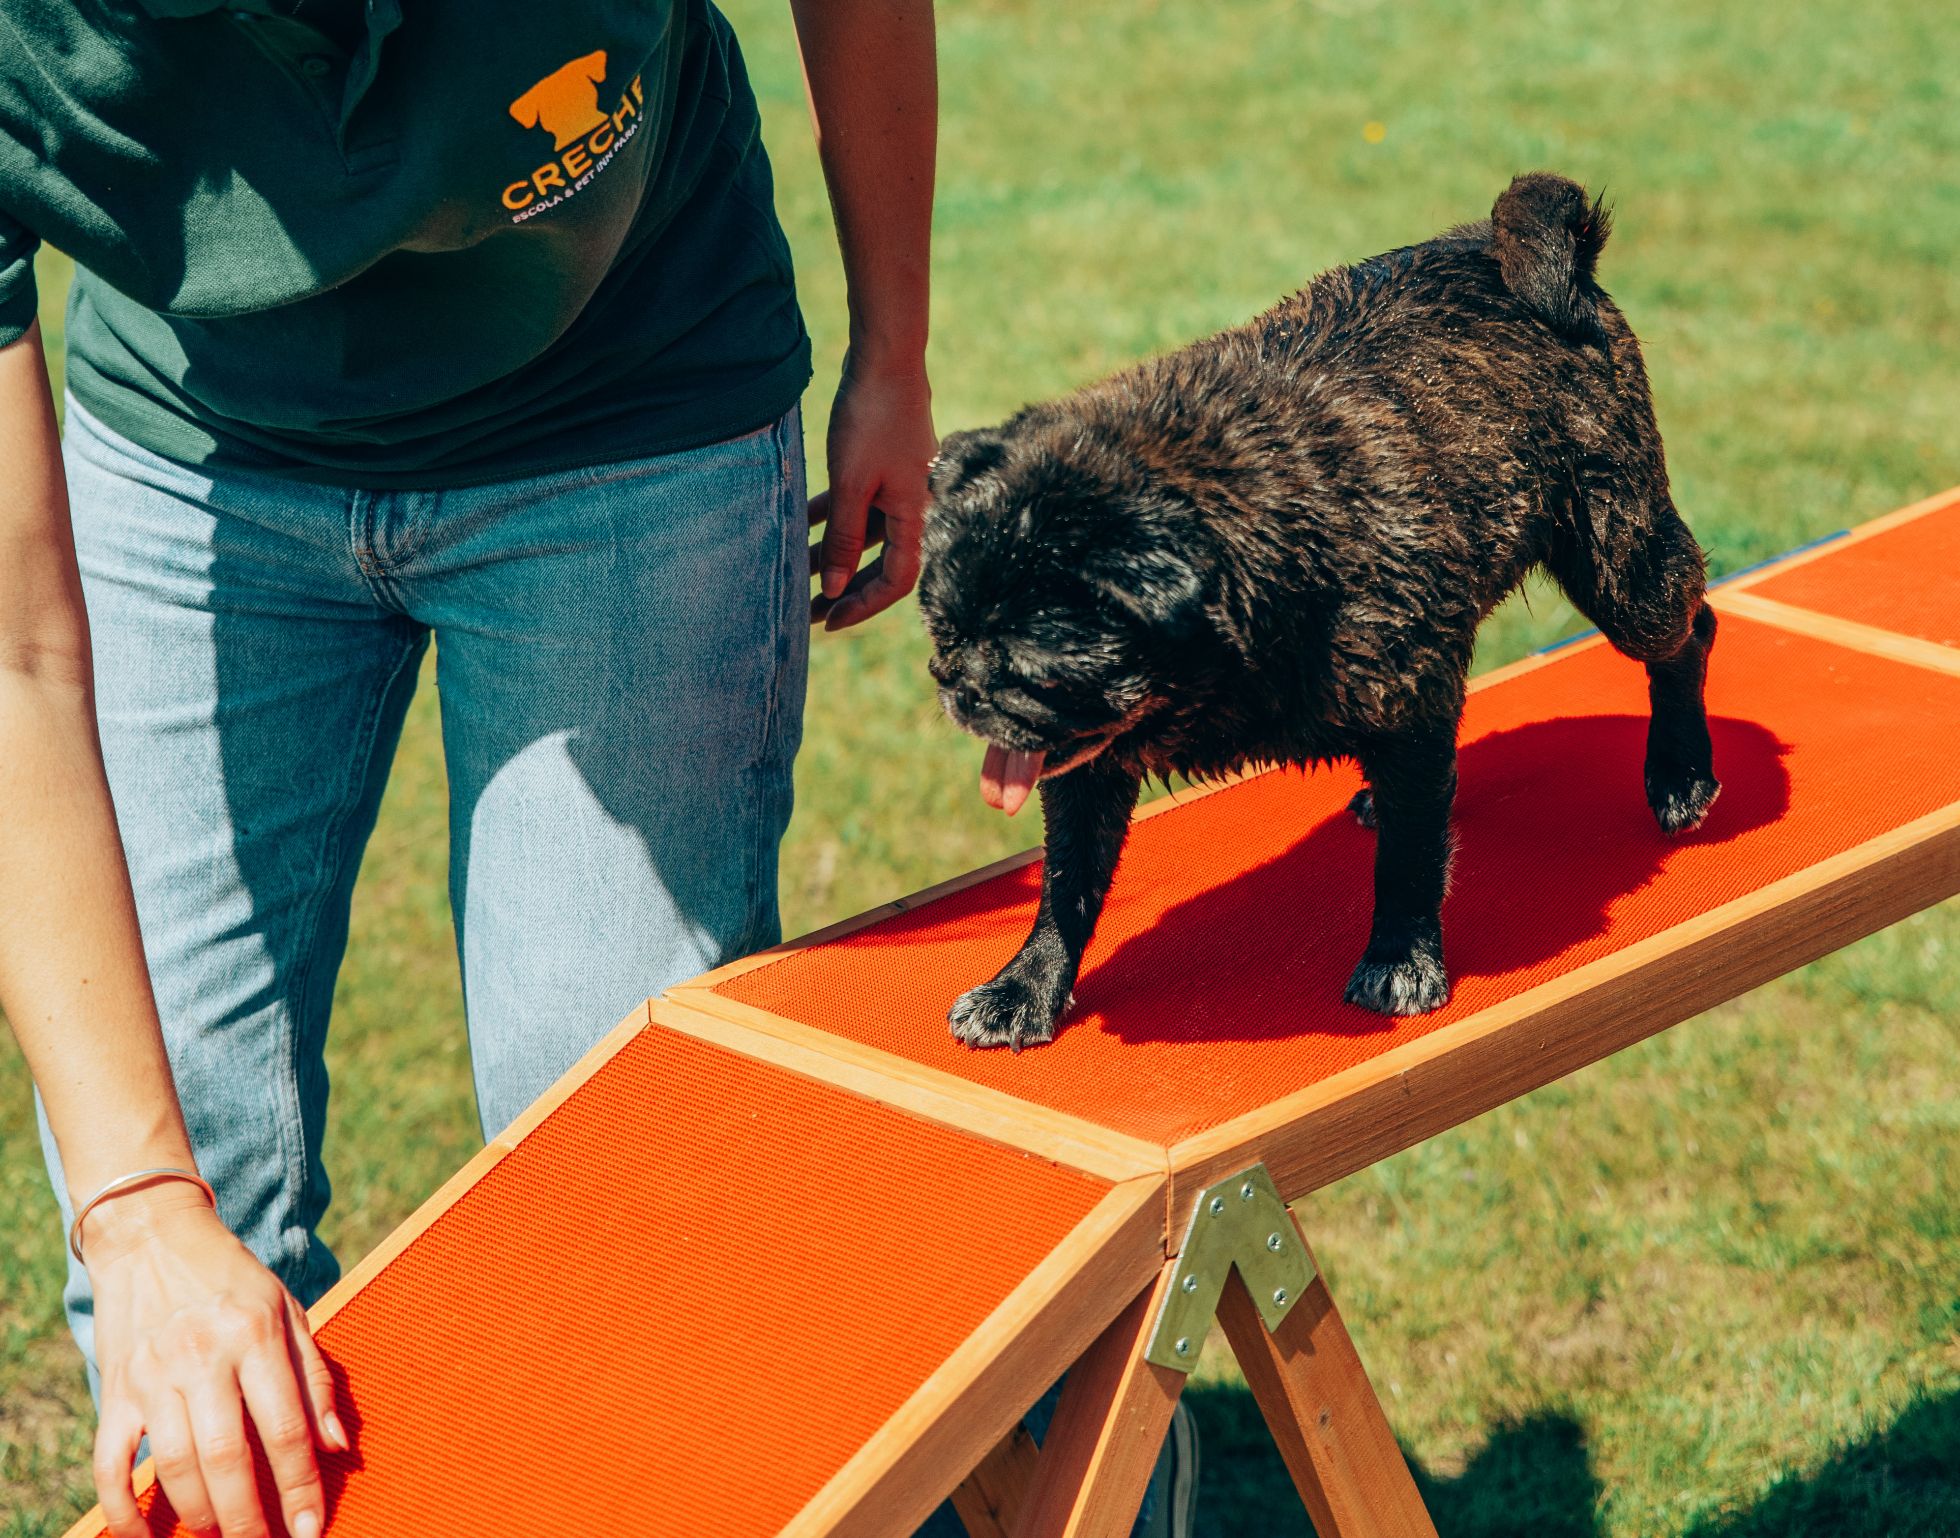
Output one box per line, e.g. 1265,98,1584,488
1490,172,1612,345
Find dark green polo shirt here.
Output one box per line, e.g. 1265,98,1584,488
0,0,810,486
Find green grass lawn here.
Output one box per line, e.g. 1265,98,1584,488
4,0,1957,1531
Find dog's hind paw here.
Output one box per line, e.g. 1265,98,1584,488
1345,943,1450,1017
1646,769,1720,835
950,973,1069,1052
1349,788,1377,829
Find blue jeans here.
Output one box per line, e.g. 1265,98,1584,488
39,400,809,1384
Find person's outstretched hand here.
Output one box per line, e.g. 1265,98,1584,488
809,352,937,630
87,1188,346,1538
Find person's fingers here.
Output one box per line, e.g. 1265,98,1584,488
822,562,892,629
825,496,925,630
285,1296,348,1454
810,554,882,626
93,1400,149,1538
875,498,923,594
821,555,899,630
809,507,886,577
817,479,872,600
239,1330,326,1538
144,1390,219,1536
184,1375,271,1538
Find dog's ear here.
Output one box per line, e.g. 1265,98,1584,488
1082,531,1211,641
928,429,1008,498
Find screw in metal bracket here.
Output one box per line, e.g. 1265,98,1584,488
1145,1163,1316,1373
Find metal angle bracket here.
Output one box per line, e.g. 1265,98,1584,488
1144,1163,1315,1372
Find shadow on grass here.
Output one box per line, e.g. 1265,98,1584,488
1686,1389,1960,1538
1183,1382,1960,1538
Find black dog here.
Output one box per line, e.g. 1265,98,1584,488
918,173,1719,1050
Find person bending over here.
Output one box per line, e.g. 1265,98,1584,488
0,2,933,1533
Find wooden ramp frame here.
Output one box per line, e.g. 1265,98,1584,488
66,486,1960,1538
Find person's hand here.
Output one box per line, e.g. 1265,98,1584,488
85,1186,346,1538
809,351,937,630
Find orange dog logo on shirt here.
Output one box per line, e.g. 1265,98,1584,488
509,50,610,149
502,50,646,220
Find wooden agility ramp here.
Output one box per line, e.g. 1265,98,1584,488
68,486,1960,1537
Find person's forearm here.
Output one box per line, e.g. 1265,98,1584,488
5,327,339,1532
1,675,196,1187
789,0,936,371
0,324,197,1225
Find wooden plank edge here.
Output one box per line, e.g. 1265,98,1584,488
1716,483,1960,594
1167,801,1960,1211
782,1174,1169,1538
1470,628,1612,688
306,997,656,1326
1711,590,1960,679
655,993,1165,1186
678,771,1275,997
686,845,1049,991
58,1001,661,1538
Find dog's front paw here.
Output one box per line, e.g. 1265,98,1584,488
1645,765,1720,835
949,966,1072,1052
1349,788,1377,829
1344,937,1450,1017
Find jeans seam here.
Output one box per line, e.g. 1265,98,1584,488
742,408,801,950
389,487,437,571
756,413,792,755
348,489,411,611
273,623,424,1288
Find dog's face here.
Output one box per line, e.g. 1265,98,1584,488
919,423,1212,797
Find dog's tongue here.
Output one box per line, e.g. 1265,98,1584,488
980,744,1045,816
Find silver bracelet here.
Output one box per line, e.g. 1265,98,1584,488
69,1167,218,1265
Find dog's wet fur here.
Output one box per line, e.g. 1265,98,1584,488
920,173,1719,1050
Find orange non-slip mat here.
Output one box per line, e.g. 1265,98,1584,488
1743,490,1960,649
89,1025,1123,1537
710,613,1960,1151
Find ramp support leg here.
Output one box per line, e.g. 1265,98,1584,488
1012,1265,1186,1538
1215,1213,1436,1538
951,1421,1042,1538
951,1173,1435,1538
